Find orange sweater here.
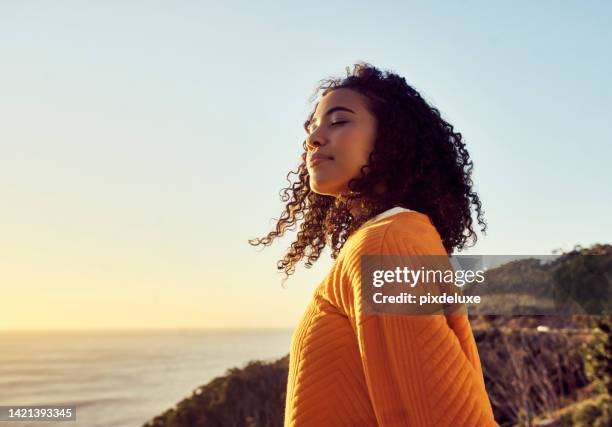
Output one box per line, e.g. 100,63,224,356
284,210,498,426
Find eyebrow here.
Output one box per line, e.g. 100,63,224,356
305,106,356,133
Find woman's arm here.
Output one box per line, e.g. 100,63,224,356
340,230,498,426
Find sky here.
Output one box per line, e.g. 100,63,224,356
1,1,610,331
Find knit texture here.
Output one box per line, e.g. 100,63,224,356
284,211,498,426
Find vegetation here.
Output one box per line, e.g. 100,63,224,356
143,356,288,427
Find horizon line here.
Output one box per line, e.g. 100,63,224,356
0,326,295,334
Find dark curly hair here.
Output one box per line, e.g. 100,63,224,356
249,62,486,286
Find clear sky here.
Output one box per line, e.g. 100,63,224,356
1,1,610,331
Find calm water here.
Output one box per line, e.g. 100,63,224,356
0,329,293,427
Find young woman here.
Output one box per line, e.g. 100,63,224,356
250,63,497,426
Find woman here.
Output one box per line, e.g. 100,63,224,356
250,63,497,426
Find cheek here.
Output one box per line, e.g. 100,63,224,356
335,155,364,178
336,138,374,175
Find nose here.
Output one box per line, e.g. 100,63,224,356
306,128,326,151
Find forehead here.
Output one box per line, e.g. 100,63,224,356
312,88,368,118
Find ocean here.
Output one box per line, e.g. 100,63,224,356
0,329,293,427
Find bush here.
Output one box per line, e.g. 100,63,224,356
571,394,611,427
582,315,612,395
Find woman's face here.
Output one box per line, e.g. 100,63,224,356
305,88,377,197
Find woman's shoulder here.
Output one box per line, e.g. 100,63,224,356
329,211,449,309
344,210,447,259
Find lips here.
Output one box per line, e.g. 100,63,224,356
309,157,332,167
309,153,333,168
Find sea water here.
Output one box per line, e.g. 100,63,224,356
0,329,292,427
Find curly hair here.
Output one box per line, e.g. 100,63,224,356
249,62,487,286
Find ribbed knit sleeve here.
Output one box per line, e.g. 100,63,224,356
338,226,498,426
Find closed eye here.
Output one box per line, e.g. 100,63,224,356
330,121,348,127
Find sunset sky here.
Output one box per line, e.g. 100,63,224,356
1,1,610,331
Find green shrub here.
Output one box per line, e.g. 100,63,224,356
572,394,611,427
582,315,612,395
